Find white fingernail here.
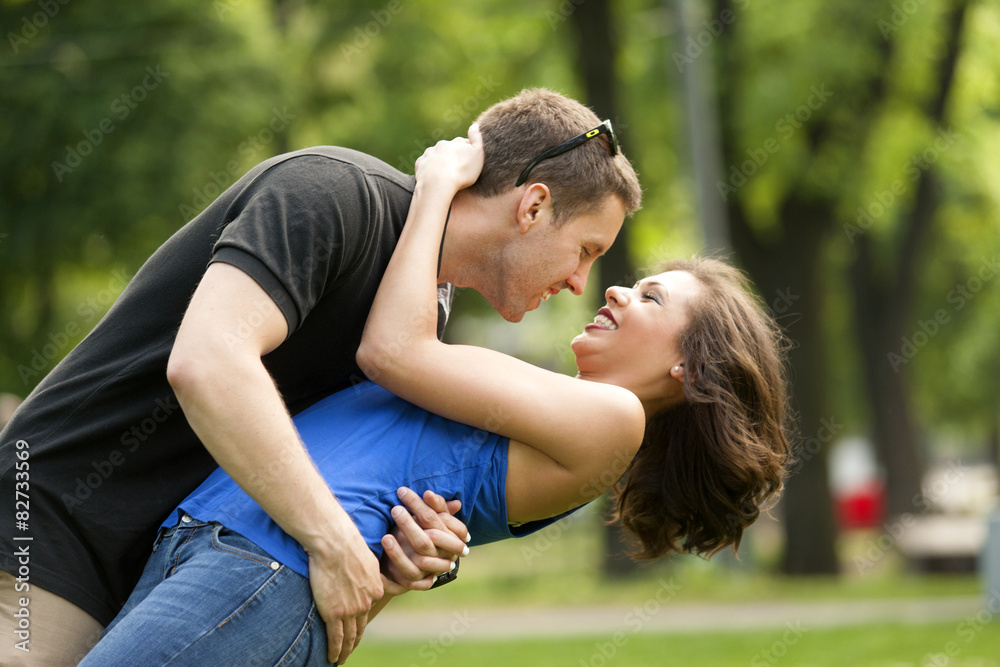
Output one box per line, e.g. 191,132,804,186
462,545,470,557
465,532,472,543
432,574,439,586
449,561,456,571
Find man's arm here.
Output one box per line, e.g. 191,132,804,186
166,262,379,665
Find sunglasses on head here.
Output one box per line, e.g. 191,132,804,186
514,119,619,187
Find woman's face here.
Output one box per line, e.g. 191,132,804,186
571,270,702,408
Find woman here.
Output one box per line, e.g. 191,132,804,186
80,127,791,666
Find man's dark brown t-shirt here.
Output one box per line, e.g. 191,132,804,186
0,147,453,625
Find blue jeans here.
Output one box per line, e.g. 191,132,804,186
79,516,333,666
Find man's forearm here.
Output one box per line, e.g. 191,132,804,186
170,351,359,555
167,261,380,663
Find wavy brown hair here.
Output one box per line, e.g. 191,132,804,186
612,257,794,559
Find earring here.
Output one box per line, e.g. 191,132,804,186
673,365,681,373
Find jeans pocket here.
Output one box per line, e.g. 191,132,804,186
210,524,283,570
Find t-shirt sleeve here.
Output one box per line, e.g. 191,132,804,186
210,155,373,334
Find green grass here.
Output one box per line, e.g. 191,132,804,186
350,621,1000,667
350,510,991,665
387,509,981,612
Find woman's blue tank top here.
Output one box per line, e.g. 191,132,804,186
165,381,579,577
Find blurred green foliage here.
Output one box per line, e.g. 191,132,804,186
1,0,997,468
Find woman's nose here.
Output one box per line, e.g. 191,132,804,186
605,285,628,305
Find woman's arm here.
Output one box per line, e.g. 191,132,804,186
357,130,645,517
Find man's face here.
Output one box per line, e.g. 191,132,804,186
480,194,627,322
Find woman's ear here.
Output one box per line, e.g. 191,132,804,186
670,363,684,383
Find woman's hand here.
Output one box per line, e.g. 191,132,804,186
414,123,484,194
379,488,469,595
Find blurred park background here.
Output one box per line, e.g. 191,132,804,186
2,0,1000,664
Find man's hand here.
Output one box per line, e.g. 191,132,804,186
381,487,470,594
306,530,383,665
168,263,384,665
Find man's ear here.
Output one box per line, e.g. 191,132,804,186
516,183,552,234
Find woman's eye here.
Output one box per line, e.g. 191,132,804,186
643,291,660,303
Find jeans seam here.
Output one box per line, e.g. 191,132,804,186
159,567,286,666
210,527,279,569
150,527,167,554
275,603,320,666
215,566,284,629
167,525,201,577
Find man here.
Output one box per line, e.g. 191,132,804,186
0,88,641,665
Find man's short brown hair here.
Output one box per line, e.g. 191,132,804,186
470,88,642,224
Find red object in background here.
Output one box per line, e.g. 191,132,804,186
835,480,886,529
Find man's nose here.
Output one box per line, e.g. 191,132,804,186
566,263,591,296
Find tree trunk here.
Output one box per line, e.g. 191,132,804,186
848,234,925,517
780,294,840,574
568,0,643,576
988,421,1000,469
570,0,632,291
670,0,730,252
844,0,967,518
729,198,840,574
712,0,840,573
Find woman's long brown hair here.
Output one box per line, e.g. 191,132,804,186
613,257,794,559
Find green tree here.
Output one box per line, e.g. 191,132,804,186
702,0,996,572
0,0,291,392
843,0,970,517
